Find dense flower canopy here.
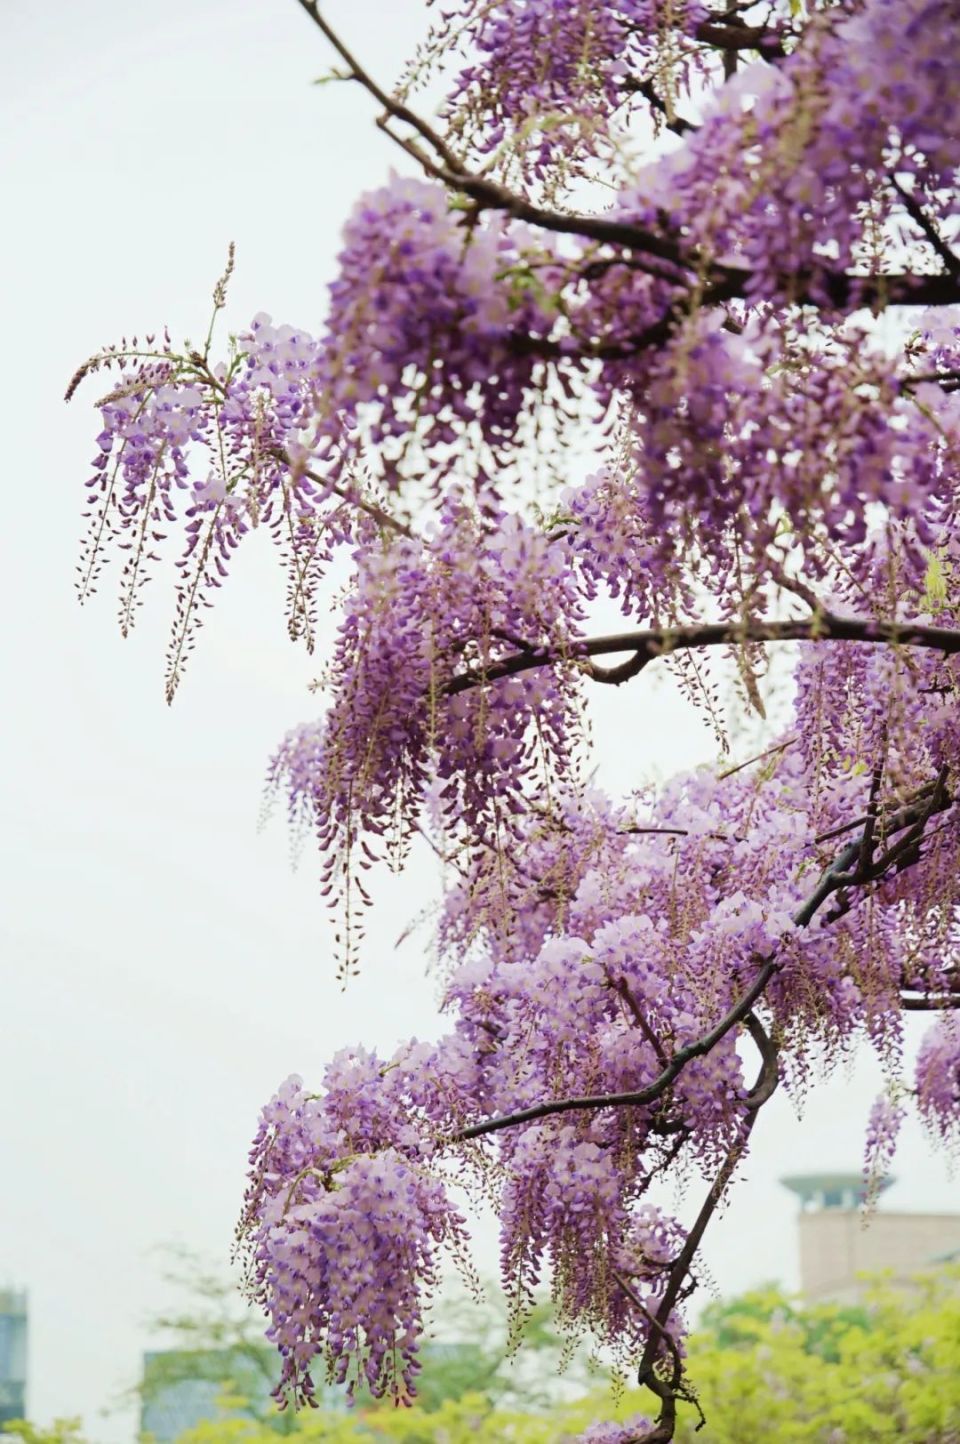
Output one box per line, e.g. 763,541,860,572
69,0,960,1438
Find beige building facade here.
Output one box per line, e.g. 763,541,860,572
783,1173,960,1303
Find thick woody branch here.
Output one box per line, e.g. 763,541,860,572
743,1010,780,1109
634,1014,778,1441
444,613,960,695
694,18,788,55
890,176,960,279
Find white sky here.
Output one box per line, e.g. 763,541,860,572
1,2,956,1439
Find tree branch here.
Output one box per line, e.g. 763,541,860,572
891,176,960,279
743,1011,780,1110
452,950,779,1143
694,18,788,56
294,2,960,316
636,1119,758,1397
635,1015,777,1424
444,613,960,696
452,781,950,1144
294,459,415,540
621,77,698,135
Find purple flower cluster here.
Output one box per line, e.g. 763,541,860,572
242,1070,469,1407
915,1020,960,1150
618,0,960,292
588,311,951,611
73,314,365,697
316,175,563,490
426,0,707,180
573,1418,655,1444
69,0,960,1433
267,493,584,972
245,664,960,1402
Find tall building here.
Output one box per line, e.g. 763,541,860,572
0,1290,28,1427
782,1172,960,1303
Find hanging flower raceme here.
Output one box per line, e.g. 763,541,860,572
267,496,586,972
313,174,565,491
240,1067,472,1408
915,1019,960,1150
863,1093,906,1200
70,311,378,698
615,0,960,297
495,1121,688,1366
419,0,710,181
572,1419,656,1444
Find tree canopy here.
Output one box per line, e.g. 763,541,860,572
67,0,960,1438
135,1250,590,1430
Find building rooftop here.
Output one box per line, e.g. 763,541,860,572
781,1173,894,1210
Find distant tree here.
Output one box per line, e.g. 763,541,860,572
674,1267,960,1442
169,1392,644,1444
166,1269,960,1442
694,1285,870,1362
0,1422,91,1444
134,1249,296,1437
136,1250,589,1434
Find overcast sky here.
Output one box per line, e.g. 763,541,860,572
1,3,956,1439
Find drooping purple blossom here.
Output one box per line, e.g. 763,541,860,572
68,0,960,1436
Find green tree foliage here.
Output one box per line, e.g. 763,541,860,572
675,1268,960,1442
0,1423,91,1444
136,1249,297,1436
17,1267,956,1444
167,1392,629,1444
136,1250,593,1438
159,1268,960,1444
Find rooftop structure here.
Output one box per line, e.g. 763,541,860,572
781,1173,960,1303
781,1172,895,1212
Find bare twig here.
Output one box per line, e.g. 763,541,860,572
717,735,797,781
891,175,960,278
